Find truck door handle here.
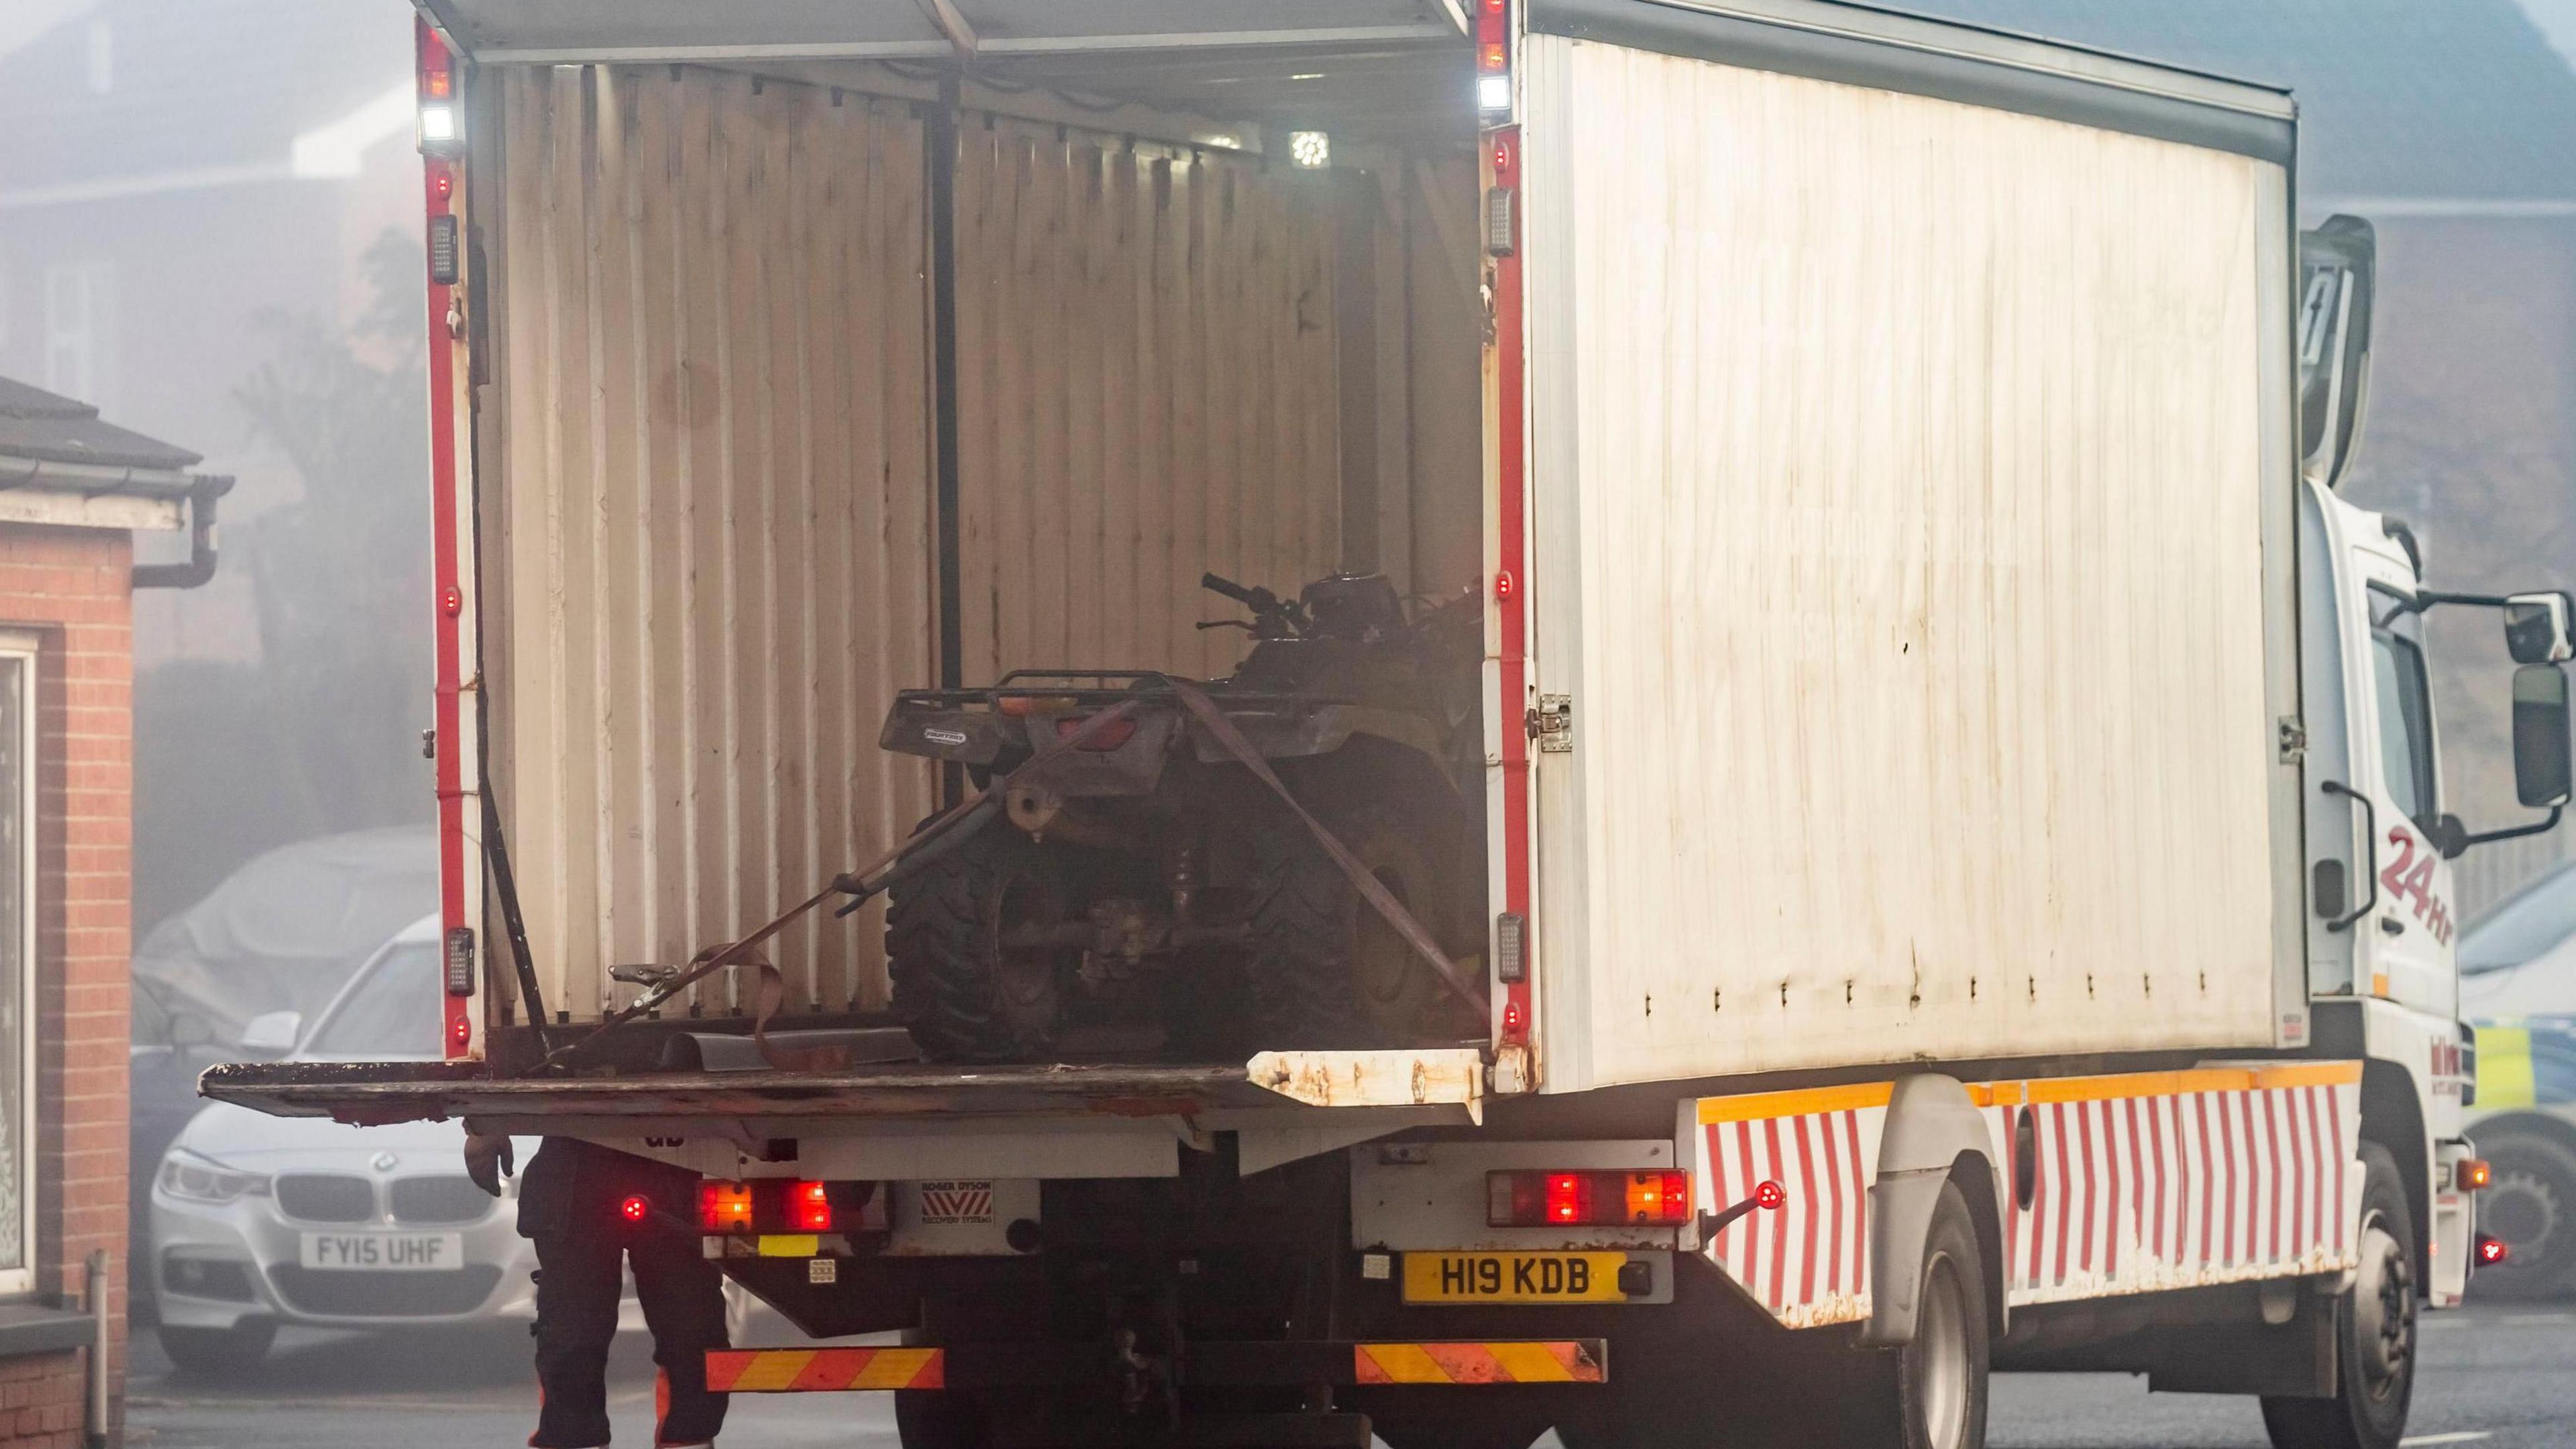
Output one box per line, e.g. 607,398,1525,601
2319,780,2378,933
2380,917,2405,936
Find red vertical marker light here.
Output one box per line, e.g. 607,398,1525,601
1488,113,1533,1059
419,17,474,1059
1477,0,1513,114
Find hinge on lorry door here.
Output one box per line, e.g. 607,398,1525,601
1527,694,1573,753
2279,716,2308,764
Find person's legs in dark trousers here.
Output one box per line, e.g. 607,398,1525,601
630,1228,731,1446
528,1226,625,1448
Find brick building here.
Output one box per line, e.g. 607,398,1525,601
0,377,222,1446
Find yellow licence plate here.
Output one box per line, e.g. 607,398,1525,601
1401,1252,1629,1304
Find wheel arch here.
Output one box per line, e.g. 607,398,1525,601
1861,1073,2006,1346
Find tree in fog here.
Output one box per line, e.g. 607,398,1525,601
133,229,432,931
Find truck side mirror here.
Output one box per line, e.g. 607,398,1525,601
2504,592,2575,665
2513,665,2573,808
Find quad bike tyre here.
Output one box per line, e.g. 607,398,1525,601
1244,794,1467,1049
2261,1141,2416,1449
886,824,1079,1062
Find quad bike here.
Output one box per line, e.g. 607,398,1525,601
875,572,1487,1062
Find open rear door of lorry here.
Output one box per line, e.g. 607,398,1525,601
1504,0,2311,1092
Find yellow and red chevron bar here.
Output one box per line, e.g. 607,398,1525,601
706,1348,944,1392
1352,1342,1605,1385
706,1342,1605,1391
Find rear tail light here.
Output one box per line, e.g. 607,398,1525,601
1056,714,1138,751
699,1181,754,1232
2476,1232,2510,1267
697,1178,874,1234
1489,1171,1693,1227
790,1180,833,1232
2455,1157,2493,1191
619,1194,652,1224
1476,0,1512,115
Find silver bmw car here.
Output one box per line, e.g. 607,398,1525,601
150,914,541,1371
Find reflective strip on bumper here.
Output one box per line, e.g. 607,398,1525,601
1352,1341,1605,1385
704,1348,945,1392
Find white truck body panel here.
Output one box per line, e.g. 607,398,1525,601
413,0,2365,1119
1517,32,2304,1090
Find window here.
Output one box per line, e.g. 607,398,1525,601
2461,862,2576,974
42,262,114,407
2373,630,2438,829
0,638,34,1295
303,941,443,1061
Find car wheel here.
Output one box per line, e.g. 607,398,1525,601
157,1319,275,1375
2471,1131,2576,1301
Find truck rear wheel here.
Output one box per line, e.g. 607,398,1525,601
2261,1141,2415,1449
2468,1130,2576,1300
1243,798,1462,1049
1866,1179,1992,1449
886,826,1075,1061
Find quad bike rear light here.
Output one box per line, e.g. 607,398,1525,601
1055,714,1138,751
1489,1171,1693,1227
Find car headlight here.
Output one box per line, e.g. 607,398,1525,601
156,1150,270,1204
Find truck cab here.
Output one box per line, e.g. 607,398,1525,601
2295,215,2576,1309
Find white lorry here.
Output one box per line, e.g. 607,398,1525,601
203,3,2572,1446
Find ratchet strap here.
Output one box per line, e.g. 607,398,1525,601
1165,680,1489,1019
531,699,1147,1072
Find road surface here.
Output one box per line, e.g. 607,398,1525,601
125,1303,2575,1448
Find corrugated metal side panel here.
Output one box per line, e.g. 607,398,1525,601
950,114,1344,681
1527,40,2287,1087
485,66,935,1021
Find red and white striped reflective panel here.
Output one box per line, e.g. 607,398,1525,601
1692,1064,2363,1327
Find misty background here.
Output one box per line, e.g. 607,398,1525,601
1,0,2572,950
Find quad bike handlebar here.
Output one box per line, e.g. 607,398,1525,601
1199,572,1310,640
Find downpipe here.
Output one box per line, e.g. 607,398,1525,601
84,1248,108,1449
131,474,234,590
